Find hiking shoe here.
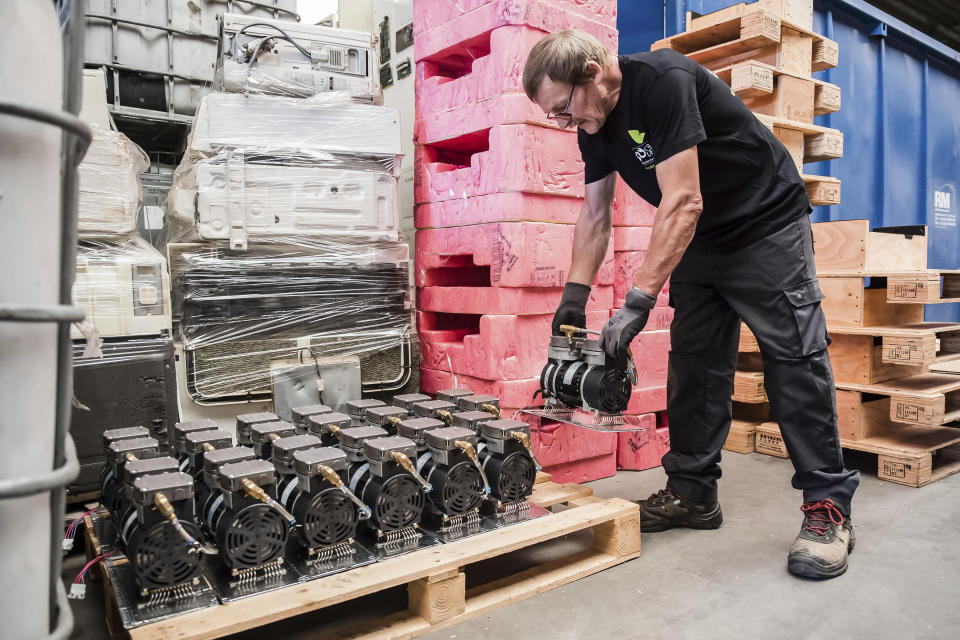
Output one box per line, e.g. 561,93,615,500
787,498,855,579
635,489,723,532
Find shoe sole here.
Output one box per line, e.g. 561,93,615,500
639,504,723,533
787,530,856,580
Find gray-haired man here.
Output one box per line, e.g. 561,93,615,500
523,29,859,579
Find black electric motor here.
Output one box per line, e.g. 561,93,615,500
198,446,257,537
343,433,431,539
451,410,499,434
118,472,205,593
540,334,632,414
392,393,431,411
306,412,352,446
272,434,324,514
249,420,296,460
282,446,368,555
290,404,332,434
477,419,539,505
345,399,386,426
364,405,409,434
204,459,292,572
178,429,233,476
235,412,279,446
418,427,489,521
100,433,160,516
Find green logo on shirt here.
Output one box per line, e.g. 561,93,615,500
627,129,646,144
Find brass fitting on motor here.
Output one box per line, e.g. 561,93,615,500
318,465,371,518
436,410,453,425
510,431,543,471
154,492,175,520
481,403,501,418
241,478,269,502
391,451,432,492
124,453,138,464
202,442,215,453
327,424,342,440
455,440,491,495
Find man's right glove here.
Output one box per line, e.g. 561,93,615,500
552,282,591,335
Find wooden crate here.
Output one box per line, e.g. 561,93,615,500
652,9,783,67
95,476,643,640
742,73,815,122
812,220,927,273
725,419,758,454
803,175,842,206
819,277,924,328
733,370,767,403
886,271,960,304
756,422,789,458
739,323,759,352
836,374,960,429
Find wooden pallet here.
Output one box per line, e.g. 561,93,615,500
92,474,642,640
885,271,960,305
829,322,960,370
651,9,783,67
738,323,759,352
803,174,841,206
715,60,841,114
818,277,924,328
754,113,843,165
733,370,767,403
688,0,815,33
754,418,960,487
836,374,960,428
812,220,927,274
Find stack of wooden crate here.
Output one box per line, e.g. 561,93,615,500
758,220,960,486
651,0,843,455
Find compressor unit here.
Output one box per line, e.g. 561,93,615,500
417,426,491,532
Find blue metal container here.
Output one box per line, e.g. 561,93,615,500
619,0,960,320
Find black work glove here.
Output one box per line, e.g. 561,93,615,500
552,282,591,335
601,287,657,367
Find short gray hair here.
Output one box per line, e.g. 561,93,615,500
522,29,610,100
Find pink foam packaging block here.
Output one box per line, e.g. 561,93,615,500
613,251,670,307
414,0,617,35
414,124,584,204
415,93,558,143
617,417,670,471
627,385,667,415
418,309,607,380
414,0,618,60
613,177,657,227
517,414,616,467
415,26,543,118
543,453,617,484
415,222,613,288
419,368,541,408
613,226,653,252
415,192,583,229
627,329,670,388
417,285,613,315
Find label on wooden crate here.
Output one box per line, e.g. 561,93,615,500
757,431,788,457
881,458,911,479
891,281,923,299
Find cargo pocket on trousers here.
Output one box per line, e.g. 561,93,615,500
785,279,828,357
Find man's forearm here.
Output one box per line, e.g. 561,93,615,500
632,191,702,295
568,206,612,286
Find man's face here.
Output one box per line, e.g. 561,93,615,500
535,72,607,135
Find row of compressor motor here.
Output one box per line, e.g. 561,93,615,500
96,389,542,596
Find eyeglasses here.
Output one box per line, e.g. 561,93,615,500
545,83,577,129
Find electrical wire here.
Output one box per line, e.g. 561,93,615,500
74,550,115,585
237,22,310,67
64,506,99,541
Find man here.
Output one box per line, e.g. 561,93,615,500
522,29,859,579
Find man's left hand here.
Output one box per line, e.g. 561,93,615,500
601,287,658,367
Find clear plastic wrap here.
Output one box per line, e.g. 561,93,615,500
78,125,150,237
167,150,400,248
167,236,415,402
72,233,173,341
215,13,382,103
187,92,403,163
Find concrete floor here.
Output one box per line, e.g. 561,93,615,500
64,450,960,639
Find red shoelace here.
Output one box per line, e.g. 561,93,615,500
801,498,845,536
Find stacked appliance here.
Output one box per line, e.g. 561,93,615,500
165,14,415,422
71,120,178,497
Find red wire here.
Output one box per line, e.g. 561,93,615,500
65,507,98,539
75,550,115,584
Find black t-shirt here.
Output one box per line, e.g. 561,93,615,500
578,50,811,251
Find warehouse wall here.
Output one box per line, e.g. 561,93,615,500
618,0,960,321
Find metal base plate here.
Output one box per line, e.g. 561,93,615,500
420,509,488,543
204,556,301,602
286,539,377,581
359,524,441,560
481,500,550,528
105,558,218,630
519,405,649,432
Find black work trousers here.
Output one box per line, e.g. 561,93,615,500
663,216,860,514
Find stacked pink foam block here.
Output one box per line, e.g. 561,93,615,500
415,0,635,482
